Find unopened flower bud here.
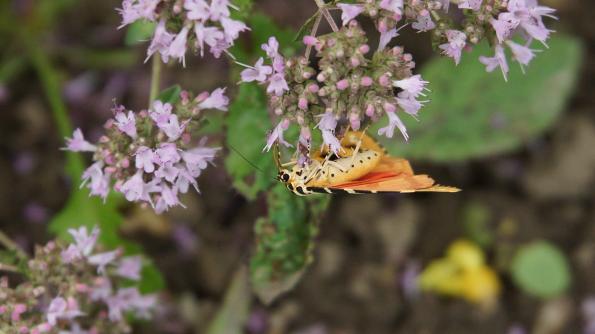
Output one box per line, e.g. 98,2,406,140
308,83,320,93
379,74,391,87
365,104,375,117
303,35,318,46
298,97,308,110
336,79,349,91
361,76,373,86
359,44,370,54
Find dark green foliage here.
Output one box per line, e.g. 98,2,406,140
372,35,583,162
250,184,329,303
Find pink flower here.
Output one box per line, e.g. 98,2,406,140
316,112,342,154
337,4,364,26
184,0,210,21
267,73,289,96
262,37,280,59
458,0,482,11
506,40,537,73
380,0,404,16
379,28,400,51
479,45,509,81
264,119,292,152
194,24,225,56
64,129,97,152
412,12,436,32
490,15,518,43
157,114,187,141
182,144,218,177
349,113,361,131
155,184,183,213
175,168,199,193
114,110,137,139
155,163,180,182
155,143,181,165
63,226,99,261
302,35,318,46
116,256,142,281
439,30,467,65
12,304,27,322
135,146,156,173
47,297,83,326
134,0,160,21
241,58,273,83
146,20,174,63
393,74,429,98
396,93,425,116
81,162,110,200
106,288,155,321
378,110,409,140
169,27,190,67
336,79,349,91
208,0,231,21
88,250,119,275
90,277,112,302
198,88,229,111
117,0,141,28
120,172,157,203
149,101,173,127
220,17,249,41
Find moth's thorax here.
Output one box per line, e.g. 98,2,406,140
307,149,381,187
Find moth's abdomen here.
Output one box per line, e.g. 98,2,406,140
307,150,381,187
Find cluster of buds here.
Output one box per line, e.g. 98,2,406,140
337,0,556,79
0,226,156,334
241,23,427,163
118,0,249,65
65,88,227,213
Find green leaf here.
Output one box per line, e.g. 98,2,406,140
224,83,276,200
372,34,583,162
156,85,182,104
206,266,251,334
125,20,156,46
511,241,571,298
230,0,254,20
250,185,330,304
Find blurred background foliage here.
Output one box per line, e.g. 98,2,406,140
1,0,594,333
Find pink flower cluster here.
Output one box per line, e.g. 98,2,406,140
240,21,426,161
334,0,555,79
65,88,227,213
118,0,249,64
0,226,156,334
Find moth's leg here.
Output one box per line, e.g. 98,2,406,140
350,128,369,165
281,160,298,168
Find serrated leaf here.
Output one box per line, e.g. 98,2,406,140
250,184,329,304
372,34,583,162
511,241,571,298
156,85,182,104
224,83,276,200
125,20,156,46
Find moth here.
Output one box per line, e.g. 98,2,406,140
275,131,460,196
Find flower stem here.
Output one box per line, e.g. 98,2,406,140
0,262,20,273
0,229,28,260
23,30,86,181
305,12,323,59
149,54,162,107
314,0,339,32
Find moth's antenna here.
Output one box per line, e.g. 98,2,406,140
228,144,264,173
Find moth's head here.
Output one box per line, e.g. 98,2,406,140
277,170,291,183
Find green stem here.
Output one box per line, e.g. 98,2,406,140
149,54,162,107
0,229,28,260
314,0,339,32
23,30,85,181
